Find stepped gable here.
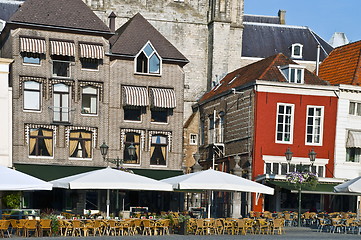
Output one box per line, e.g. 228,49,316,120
8,0,110,33
318,40,361,86
199,53,329,103
110,13,188,63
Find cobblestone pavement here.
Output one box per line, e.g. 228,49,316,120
9,227,361,240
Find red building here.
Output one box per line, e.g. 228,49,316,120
197,53,339,215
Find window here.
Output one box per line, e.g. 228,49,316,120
306,106,324,145
81,86,97,115
69,130,92,158
23,52,41,65
151,108,168,123
124,107,142,121
123,132,140,164
349,102,361,116
276,103,294,143
53,83,70,122
291,43,303,59
23,81,41,111
346,148,361,162
52,55,71,78
280,65,304,84
135,42,161,74
150,135,167,165
29,128,53,157
190,134,198,145
215,113,224,143
208,115,214,144
81,58,100,70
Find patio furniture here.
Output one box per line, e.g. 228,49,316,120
0,220,11,238
23,219,38,237
38,219,52,237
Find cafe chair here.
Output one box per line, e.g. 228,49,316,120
24,219,38,237
142,219,153,235
195,219,207,235
107,219,119,236
39,219,52,237
0,220,11,238
271,218,284,235
71,220,84,237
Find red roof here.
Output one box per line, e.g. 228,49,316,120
199,53,328,103
318,40,361,85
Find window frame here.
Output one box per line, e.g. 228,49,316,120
349,101,361,116
123,132,141,165
280,65,305,84
53,83,70,123
68,130,93,160
275,103,295,144
346,147,361,163
81,58,100,71
291,43,303,59
81,86,98,115
134,41,162,76
190,134,198,145
150,134,168,166
123,106,142,122
52,55,72,78
23,81,41,112
151,108,169,124
305,105,324,146
28,127,54,158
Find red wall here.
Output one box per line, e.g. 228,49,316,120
252,91,338,211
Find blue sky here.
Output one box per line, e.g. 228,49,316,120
244,0,361,43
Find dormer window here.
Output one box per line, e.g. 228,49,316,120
280,65,305,84
135,42,161,75
291,43,303,59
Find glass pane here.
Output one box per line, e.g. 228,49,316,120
62,94,69,122
149,54,160,73
83,86,97,94
24,91,40,110
308,107,314,116
349,102,355,115
266,163,272,174
53,94,60,121
53,61,69,77
152,135,167,144
24,56,40,64
278,105,284,114
281,163,288,175
144,43,154,57
90,96,97,114
296,69,302,83
54,84,69,92
290,68,295,82
24,81,40,90
357,103,361,116
273,163,279,174
318,166,324,177
286,106,292,114
315,108,322,116
293,46,300,56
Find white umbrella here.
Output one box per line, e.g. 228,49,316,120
50,167,173,217
334,176,361,219
0,165,52,191
161,169,274,217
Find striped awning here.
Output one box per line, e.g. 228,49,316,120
123,86,149,107
50,40,75,56
79,44,104,59
150,88,176,108
346,131,361,148
20,37,46,54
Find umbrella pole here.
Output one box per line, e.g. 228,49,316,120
106,189,110,218
207,191,213,218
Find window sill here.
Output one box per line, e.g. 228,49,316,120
23,63,41,66
124,119,142,123
81,68,99,72
151,121,168,125
23,109,42,113
28,156,54,159
69,157,92,161
81,113,98,117
150,164,168,168
134,72,161,77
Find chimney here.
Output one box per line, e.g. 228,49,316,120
278,10,286,25
108,11,117,32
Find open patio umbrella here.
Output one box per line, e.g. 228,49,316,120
334,176,361,218
0,165,52,191
161,169,274,217
50,167,173,217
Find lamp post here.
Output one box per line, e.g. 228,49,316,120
285,148,316,227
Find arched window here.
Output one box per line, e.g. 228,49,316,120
29,128,53,157
123,132,140,164
135,42,161,74
69,130,92,158
291,43,303,59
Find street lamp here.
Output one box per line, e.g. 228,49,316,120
100,141,135,169
285,148,316,227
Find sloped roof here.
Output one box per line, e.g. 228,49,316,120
110,13,188,63
242,22,333,62
243,14,280,24
199,53,329,103
8,0,110,33
318,40,361,85
0,0,22,21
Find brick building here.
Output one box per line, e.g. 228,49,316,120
0,0,187,213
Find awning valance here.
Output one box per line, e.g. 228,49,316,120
150,88,176,108
50,40,75,56
267,180,340,195
123,86,149,107
79,44,104,59
346,131,361,148
20,37,46,54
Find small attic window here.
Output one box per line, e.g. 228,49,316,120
291,43,303,59
135,42,161,75
280,65,305,84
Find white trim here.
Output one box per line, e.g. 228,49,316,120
305,105,324,146
291,43,303,59
190,133,198,145
243,22,309,30
255,80,338,97
275,103,294,144
279,65,305,84
262,155,329,165
134,41,162,75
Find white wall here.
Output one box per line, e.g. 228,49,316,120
334,86,361,179
0,58,13,167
